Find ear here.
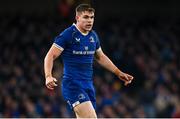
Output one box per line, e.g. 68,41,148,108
75,15,79,22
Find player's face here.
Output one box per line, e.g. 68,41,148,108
76,11,94,32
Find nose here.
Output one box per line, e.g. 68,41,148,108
88,20,92,24
88,18,93,23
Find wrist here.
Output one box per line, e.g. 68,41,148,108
114,68,121,76
45,74,52,78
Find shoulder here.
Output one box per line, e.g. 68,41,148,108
91,30,99,41
59,25,74,37
91,30,98,35
91,30,99,38
54,25,75,44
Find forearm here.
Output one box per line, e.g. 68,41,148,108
44,54,54,78
44,45,62,78
96,54,122,76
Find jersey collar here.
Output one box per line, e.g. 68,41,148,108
73,23,89,36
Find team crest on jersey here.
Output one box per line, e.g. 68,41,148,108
75,37,80,42
89,36,95,42
84,46,88,50
78,94,85,100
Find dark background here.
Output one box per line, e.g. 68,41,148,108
0,0,180,15
0,0,180,118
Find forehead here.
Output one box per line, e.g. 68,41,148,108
78,11,94,16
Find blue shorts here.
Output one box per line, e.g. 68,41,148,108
61,79,96,110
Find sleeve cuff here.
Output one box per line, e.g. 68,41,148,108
53,43,64,51
96,47,101,52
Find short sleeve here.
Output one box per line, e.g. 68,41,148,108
94,32,101,51
53,33,67,51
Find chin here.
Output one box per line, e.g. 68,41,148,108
86,28,92,31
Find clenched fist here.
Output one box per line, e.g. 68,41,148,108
45,76,58,90
117,72,134,86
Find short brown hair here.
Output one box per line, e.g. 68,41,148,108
76,4,95,14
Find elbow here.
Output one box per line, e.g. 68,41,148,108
96,55,104,63
44,54,48,63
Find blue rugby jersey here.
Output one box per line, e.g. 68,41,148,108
54,24,100,81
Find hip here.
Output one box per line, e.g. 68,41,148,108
61,78,94,90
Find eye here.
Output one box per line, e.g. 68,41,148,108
90,16,94,19
83,16,89,19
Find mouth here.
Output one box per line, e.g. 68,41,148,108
86,24,92,28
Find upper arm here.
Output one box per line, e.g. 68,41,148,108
95,47,104,60
46,44,63,59
49,29,69,59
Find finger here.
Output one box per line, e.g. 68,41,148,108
125,81,129,86
49,81,57,87
53,78,57,82
126,74,133,81
119,73,129,81
119,76,128,82
46,84,54,90
49,82,56,87
46,81,50,86
124,80,132,86
128,75,134,80
46,83,52,88
52,82,57,86
127,74,134,79
46,80,53,86
48,87,54,90
47,82,55,88
128,80,132,83
124,74,130,81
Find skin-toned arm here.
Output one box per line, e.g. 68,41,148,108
44,44,63,90
95,48,134,86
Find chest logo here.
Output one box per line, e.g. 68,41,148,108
89,36,95,43
75,38,80,42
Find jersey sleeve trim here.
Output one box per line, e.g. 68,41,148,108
53,43,64,51
96,47,102,52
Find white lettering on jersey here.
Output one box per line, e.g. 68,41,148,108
73,50,95,55
84,46,88,50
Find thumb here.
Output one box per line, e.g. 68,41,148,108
53,78,58,86
125,81,129,86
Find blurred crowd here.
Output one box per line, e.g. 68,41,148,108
0,15,180,118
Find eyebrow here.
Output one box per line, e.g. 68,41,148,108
83,15,94,17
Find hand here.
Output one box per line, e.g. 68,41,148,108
45,76,58,90
118,72,134,86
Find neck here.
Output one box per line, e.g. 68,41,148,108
75,23,88,35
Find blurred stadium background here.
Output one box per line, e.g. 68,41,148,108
0,0,180,118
